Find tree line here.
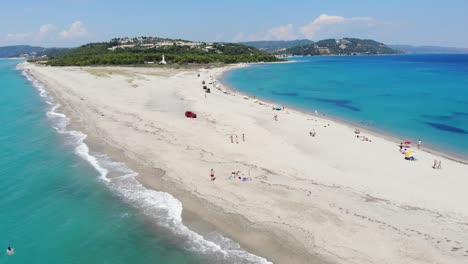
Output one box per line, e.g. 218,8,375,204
41,41,282,66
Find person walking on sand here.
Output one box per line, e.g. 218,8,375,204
230,135,233,143
437,160,442,169
242,133,245,142
274,114,278,121
417,139,422,149
210,169,215,181
235,135,239,144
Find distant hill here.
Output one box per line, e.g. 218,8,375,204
0,45,69,58
281,38,400,56
389,44,468,54
0,45,48,58
239,38,400,56
42,37,281,66
241,40,314,51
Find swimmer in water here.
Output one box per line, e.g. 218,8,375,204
6,246,14,255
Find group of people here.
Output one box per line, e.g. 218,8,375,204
357,135,372,142
229,133,245,144
210,169,252,182
432,159,442,169
231,171,252,182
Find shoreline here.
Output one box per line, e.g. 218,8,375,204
219,63,468,164
20,62,468,264
20,63,315,264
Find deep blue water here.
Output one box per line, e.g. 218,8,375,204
224,54,468,158
0,59,269,264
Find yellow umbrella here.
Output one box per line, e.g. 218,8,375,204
253,99,259,103
405,151,414,158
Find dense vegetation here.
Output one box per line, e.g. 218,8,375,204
42,40,281,66
239,38,401,56
282,38,400,56
281,38,400,56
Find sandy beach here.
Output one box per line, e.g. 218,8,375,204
21,62,468,264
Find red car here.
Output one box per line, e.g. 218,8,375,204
185,111,197,118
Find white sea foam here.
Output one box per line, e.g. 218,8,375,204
22,69,272,264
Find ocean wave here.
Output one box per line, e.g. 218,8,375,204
21,68,271,264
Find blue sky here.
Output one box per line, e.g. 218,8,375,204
1,0,468,47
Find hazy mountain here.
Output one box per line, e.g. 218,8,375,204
0,45,48,58
390,45,468,54
240,39,314,51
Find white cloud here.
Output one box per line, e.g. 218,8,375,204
6,32,33,41
234,32,245,41
235,14,384,42
5,23,55,41
4,21,89,45
299,14,376,39
266,24,296,40
59,21,88,39
234,24,297,41
39,24,57,35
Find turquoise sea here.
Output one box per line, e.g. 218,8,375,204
0,59,269,264
224,54,468,158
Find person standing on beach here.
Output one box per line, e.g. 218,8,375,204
417,139,422,149
242,133,245,142
210,169,215,181
274,114,278,121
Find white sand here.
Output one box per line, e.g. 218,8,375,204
22,63,468,264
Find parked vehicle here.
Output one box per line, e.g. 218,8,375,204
185,111,197,118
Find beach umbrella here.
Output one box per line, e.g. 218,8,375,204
404,141,411,145
405,151,414,158
254,99,259,103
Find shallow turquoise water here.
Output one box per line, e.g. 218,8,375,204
0,60,207,263
0,59,270,264
224,55,468,158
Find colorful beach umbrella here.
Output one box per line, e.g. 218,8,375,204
405,151,414,158
404,141,411,145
